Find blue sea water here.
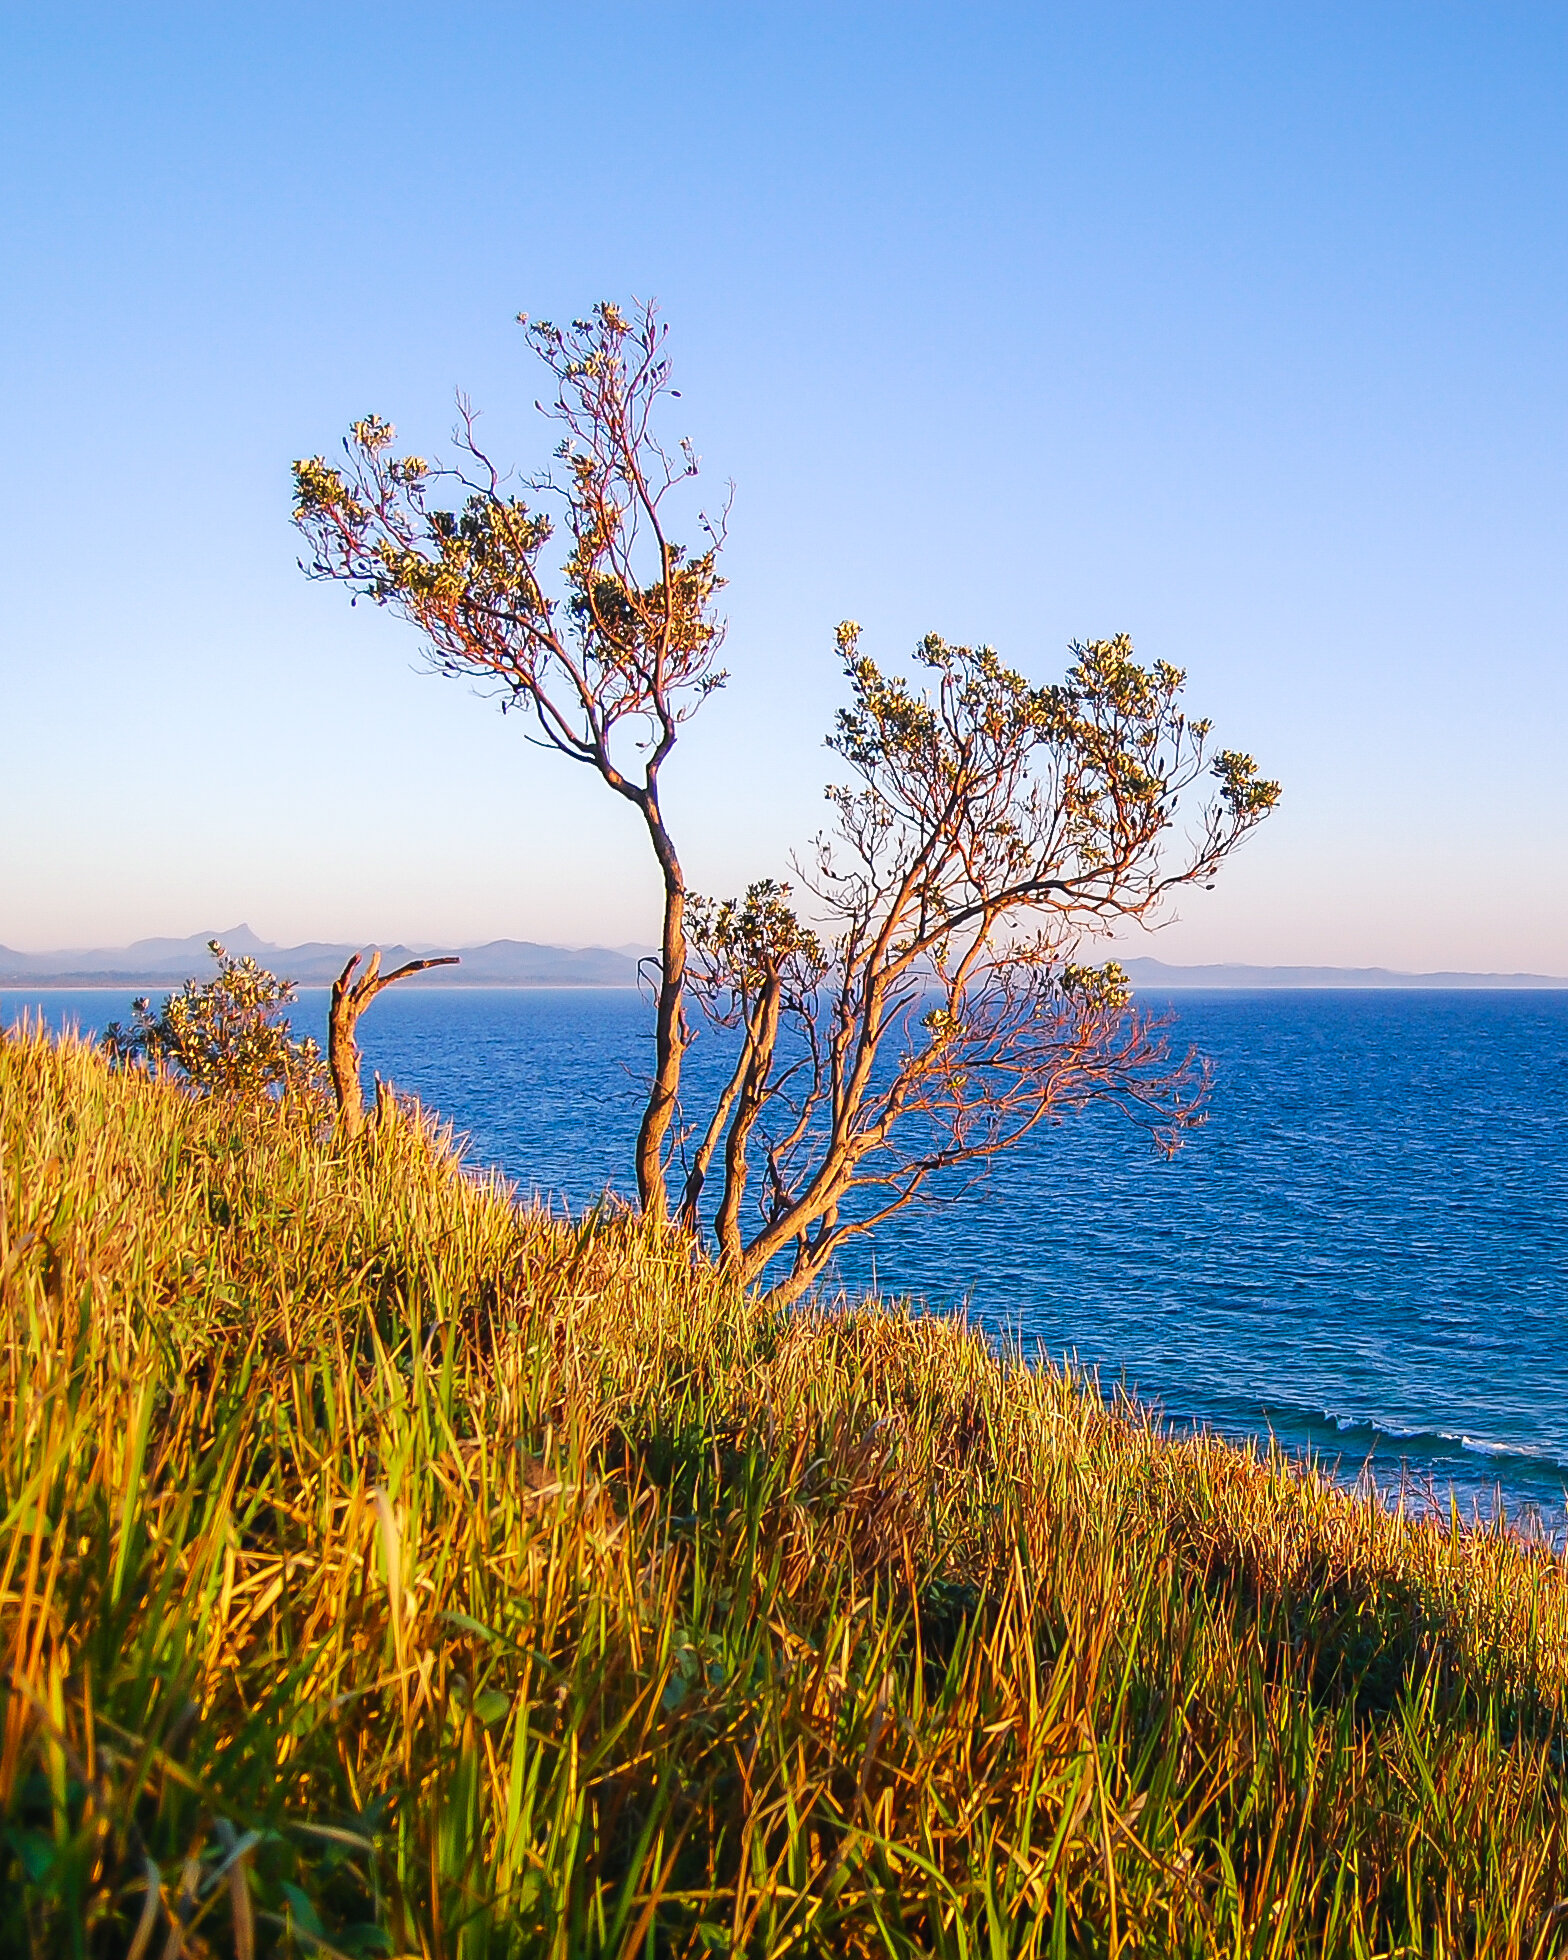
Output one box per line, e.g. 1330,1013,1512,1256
10,984,1568,1534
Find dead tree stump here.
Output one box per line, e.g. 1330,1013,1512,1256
329,949,460,1140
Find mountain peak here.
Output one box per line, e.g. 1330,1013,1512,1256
1,931,645,988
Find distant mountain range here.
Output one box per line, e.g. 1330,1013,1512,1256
3,931,1563,992
0,926,648,988
1119,957,1568,991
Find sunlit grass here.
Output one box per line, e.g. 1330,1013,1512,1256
3,1020,1566,1955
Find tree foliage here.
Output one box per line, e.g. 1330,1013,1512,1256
104,941,325,1104
684,626,1280,1302
293,300,727,1215
294,301,1280,1297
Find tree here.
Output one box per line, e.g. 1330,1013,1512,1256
682,628,1279,1305
293,302,1279,1295
293,300,727,1219
105,941,325,1104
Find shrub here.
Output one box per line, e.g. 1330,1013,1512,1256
104,939,325,1104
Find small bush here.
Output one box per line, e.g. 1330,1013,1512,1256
104,938,325,1104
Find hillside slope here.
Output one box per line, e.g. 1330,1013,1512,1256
2,1027,1566,1954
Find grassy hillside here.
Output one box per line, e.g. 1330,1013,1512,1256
3,1022,1567,1956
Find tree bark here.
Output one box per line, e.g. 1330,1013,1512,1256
714,975,782,1266
633,800,687,1221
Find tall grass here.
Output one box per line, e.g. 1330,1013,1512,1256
3,1019,1567,1956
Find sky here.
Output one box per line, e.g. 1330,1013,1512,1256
2,4,1565,971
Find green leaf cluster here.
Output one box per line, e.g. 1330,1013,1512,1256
104,942,325,1107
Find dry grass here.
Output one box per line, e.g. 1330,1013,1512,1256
3,1020,1567,1956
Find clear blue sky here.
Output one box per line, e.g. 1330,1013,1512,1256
3,5,1565,970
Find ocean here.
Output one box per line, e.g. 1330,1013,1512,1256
10,983,1567,1534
